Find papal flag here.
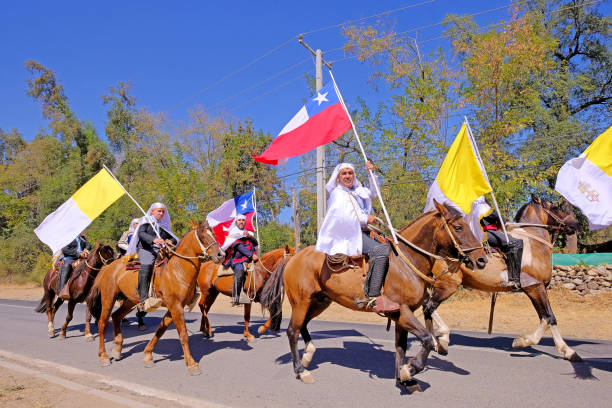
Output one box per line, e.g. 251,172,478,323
35,168,125,253
555,126,612,230
424,122,492,240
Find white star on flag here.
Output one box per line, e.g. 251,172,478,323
240,200,247,210
313,91,329,106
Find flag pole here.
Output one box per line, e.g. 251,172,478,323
463,119,509,243
252,187,261,251
329,70,398,244
102,164,162,239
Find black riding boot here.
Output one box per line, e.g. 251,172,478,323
363,244,390,307
232,267,246,305
503,246,523,290
58,262,72,292
138,264,154,302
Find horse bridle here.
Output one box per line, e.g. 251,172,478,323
84,248,115,271
165,227,218,263
439,216,483,263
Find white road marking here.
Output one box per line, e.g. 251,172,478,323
0,303,35,309
0,349,229,408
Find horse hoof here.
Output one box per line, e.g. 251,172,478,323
437,340,449,356
257,326,267,335
245,336,256,343
298,370,315,384
512,336,530,348
138,325,147,332
143,360,154,368
59,332,66,340
100,358,111,367
567,351,583,362
84,334,94,342
399,364,412,382
398,379,421,394
112,350,121,360
187,365,201,376
48,331,55,338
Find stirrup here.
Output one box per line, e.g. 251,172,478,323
365,297,378,310
501,280,521,291
143,297,162,313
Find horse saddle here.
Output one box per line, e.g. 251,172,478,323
325,254,367,276
216,262,255,278
125,257,167,271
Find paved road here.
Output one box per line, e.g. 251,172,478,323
0,298,610,407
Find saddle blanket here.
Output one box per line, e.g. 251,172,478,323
216,262,254,277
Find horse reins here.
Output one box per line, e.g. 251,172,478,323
166,228,217,263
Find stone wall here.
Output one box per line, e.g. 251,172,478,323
550,264,612,295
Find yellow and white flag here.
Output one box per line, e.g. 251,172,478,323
555,126,612,230
424,122,492,240
35,168,125,253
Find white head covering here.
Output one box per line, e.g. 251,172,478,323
127,202,178,255
128,218,140,233
235,214,246,221
221,215,254,251
326,163,363,193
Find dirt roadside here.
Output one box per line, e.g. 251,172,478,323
1,283,610,340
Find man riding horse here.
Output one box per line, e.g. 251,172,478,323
315,160,397,311
127,202,178,312
58,232,91,300
221,214,259,306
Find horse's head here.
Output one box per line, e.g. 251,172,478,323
433,200,487,270
192,220,225,263
284,245,295,257
87,243,115,266
530,194,580,235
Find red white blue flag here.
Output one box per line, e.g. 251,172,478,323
253,81,352,164
206,191,255,245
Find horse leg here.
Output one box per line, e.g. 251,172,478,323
143,310,173,368
258,316,272,335
243,302,256,342
394,323,410,384
97,299,113,366
431,310,451,354
300,295,331,369
84,306,94,342
287,300,314,383
397,305,435,378
198,288,218,338
169,302,201,375
513,284,581,361
44,288,55,338
110,302,135,361
59,299,76,339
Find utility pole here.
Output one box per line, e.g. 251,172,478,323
298,35,332,232
292,187,300,252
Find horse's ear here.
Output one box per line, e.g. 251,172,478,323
285,245,290,254
531,194,541,204
433,199,448,218
190,219,198,229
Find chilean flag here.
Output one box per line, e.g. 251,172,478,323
206,191,255,246
253,81,352,164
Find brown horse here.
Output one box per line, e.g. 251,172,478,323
423,194,582,361
197,245,294,341
35,244,115,340
86,221,225,375
261,201,488,389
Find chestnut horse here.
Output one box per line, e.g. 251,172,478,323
86,221,224,375
35,244,115,340
262,202,488,389
423,195,582,361
197,245,294,340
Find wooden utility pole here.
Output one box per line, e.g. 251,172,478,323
292,188,300,252
298,35,332,232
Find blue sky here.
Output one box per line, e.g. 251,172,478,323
1,0,537,142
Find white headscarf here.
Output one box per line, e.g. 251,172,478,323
127,202,178,255
326,162,372,213
128,218,140,233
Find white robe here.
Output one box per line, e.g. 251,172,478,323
315,173,377,256
222,222,255,251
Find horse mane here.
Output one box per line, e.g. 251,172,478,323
398,205,462,234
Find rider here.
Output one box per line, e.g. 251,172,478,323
127,203,178,312
480,202,523,290
315,161,396,311
117,218,140,257
221,214,259,306
58,232,91,300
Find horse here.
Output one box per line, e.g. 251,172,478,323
197,245,294,341
35,244,115,340
422,194,582,361
86,221,225,375
261,201,488,389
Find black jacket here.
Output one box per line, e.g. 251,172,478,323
137,223,177,252
61,235,92,258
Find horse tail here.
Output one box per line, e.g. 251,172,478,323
34,295,47,313
260,256,289,332
86,280,102,320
